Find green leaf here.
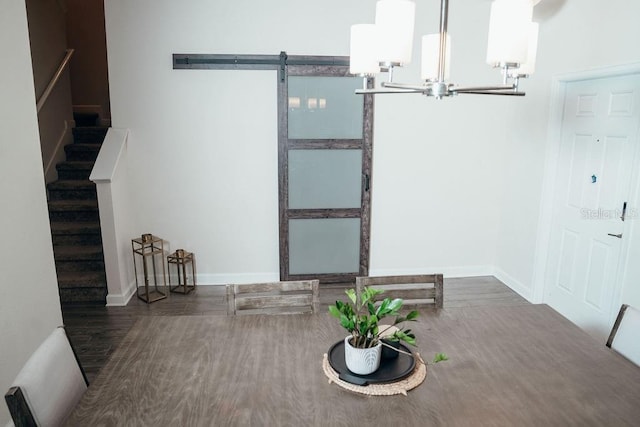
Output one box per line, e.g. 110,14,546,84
370,314,378,326
433,353,449,363
386,298,403,313
394,330,416,346
362,287,383,306
345,289,357,305
367,302,376,315
339,314,352,330
403,336,416,346
358,318,368,335
393,315,406,325
376,298,389,316
328,305,341,318
406,310,419,321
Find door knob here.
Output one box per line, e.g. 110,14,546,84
607,233,623,239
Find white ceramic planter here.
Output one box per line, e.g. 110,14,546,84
344,336,382,375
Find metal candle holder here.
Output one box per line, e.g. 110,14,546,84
167,249,196,295
131,233,168,303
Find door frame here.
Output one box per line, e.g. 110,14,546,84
277,56,374,283
532,63,640,321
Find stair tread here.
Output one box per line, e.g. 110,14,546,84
48,199,98,210
73,126,109,130
65,143,102,150
50,221,101,234
54,245,104,259
58,271,105,279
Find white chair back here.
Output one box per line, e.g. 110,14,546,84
607,304,640,367
6,327,88,426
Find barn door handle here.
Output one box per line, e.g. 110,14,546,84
621,202,627,221
364,174,370,192
607,233,623,239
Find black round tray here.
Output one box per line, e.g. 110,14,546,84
327,340,415,386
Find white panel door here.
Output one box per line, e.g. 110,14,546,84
546,74,640,341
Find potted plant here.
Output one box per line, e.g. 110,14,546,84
328,287,418,375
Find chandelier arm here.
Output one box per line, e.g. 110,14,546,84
453,85,517,92
455,90,526,96
355,88,425,95
381,82,428,91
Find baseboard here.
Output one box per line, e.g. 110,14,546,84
105,280,137,306
106,274,281,298
194,273,280,286
369,265,495,278
197,267,494,285
168,268,534,304
493,267,535,302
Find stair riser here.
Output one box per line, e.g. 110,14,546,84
64,149,100,162
58,278,107,289
72,128,108,144
50,210,99,222
55,260,105,274
49,189,97,201
59,288,107,305
52,234,102,246
57,169,92,180
74,114,98,127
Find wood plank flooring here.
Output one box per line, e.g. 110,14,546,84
62,276,528,382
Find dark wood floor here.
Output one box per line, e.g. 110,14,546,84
62,276,528,382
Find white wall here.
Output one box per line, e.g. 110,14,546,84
493,0,640,303
104,0,512,289
0,1,63,424
66,0,111,122
25,0,74,184
103,0,640,301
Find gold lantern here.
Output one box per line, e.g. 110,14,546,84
131,233,167,303
167,249,196,294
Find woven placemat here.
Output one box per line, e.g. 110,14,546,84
322,353,427,396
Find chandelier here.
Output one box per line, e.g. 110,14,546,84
350,0,540,98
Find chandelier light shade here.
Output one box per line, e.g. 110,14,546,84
350,0,542,98
515,22,539,75
350,24,381,76
486,0,534,67
421,33,450,81
374,0,416,65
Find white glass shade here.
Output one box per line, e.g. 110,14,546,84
421,34,451,81
486,0,533,66
350,24,381,75
516,22,539,75
375,0,416,65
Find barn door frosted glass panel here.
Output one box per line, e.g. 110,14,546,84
289,218,361,275
288,149,362,209
287,76,363,139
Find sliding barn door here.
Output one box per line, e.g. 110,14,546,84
278,59,373,283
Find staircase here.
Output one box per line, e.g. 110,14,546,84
48,113,108,304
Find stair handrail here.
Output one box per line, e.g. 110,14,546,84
36,48,74,113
